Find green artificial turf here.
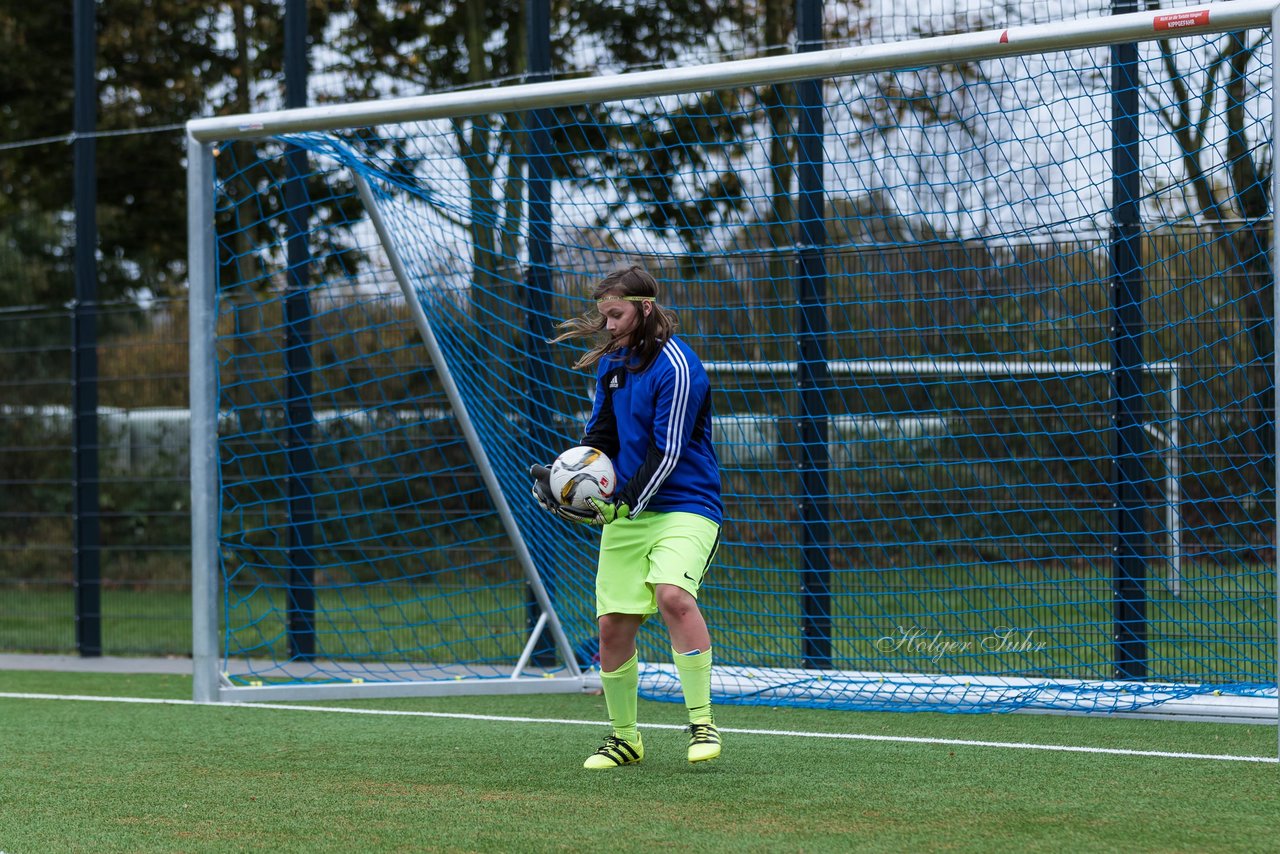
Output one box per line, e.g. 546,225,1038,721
0,669,1275,853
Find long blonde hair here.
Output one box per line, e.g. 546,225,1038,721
552,265,678,371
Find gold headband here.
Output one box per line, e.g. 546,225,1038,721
596,295,653,305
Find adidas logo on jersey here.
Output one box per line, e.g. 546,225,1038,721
609,376,619,389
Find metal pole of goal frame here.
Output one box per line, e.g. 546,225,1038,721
1272,3,1280,760
187,135,221,704
351,171,584,684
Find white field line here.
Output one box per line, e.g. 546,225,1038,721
2,691,1275,765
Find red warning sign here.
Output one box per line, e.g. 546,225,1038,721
1153,9,1210,31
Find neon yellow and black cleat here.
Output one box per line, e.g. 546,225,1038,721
687,722,721,763
583,733,644,769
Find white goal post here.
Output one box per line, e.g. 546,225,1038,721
186,0,1279,730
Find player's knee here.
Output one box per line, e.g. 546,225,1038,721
598,613,637,647
655,584,696,619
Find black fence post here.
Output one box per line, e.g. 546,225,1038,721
284,0,317,660
795,0,831,670
1110,0,1149,680
72,0,101,658
524,0,559,667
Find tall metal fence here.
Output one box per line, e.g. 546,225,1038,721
2,224,1273,655
2,298,194,654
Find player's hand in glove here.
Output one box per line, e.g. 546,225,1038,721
557,503,601,526
529,464,603,526
589,497,631,525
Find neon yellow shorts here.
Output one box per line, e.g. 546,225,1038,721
595,511,721,617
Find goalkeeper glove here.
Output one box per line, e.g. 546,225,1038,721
529,464,602,526
529,464,557,513
589,497,631,525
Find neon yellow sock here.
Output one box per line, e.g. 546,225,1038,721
672,646,713,724
600,652,639,743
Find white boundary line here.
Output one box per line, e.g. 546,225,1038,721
3,691,1274,765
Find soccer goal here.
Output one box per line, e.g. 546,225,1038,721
188,0,1279,721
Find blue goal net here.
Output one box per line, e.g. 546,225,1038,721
195,5,1277,716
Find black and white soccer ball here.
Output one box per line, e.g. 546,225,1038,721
548,446,616,509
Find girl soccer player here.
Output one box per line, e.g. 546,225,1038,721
530,264,723,769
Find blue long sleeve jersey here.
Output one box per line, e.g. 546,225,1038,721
580,336,723,525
